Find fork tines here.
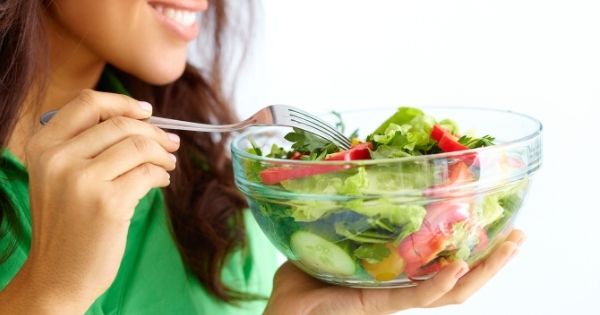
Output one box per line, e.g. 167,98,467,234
286,107,352,150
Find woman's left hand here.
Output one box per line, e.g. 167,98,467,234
264,229,524,315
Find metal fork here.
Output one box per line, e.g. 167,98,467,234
40,104,352,150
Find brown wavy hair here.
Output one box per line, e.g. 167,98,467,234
0,0,254,303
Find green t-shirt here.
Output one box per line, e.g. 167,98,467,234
0,69,279,314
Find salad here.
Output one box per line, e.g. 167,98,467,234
241,107,527,283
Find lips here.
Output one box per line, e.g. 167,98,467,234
152,4,198,27
148,0,208,41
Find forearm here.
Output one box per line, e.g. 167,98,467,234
0,260,91,315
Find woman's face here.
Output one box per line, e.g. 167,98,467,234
48,0,208,84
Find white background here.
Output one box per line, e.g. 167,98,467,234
223,1,600,314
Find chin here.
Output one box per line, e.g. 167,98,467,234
137,60,188,85
113,49,188,85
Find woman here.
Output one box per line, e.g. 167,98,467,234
0,0,524,314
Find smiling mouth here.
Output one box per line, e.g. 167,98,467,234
150,4,198,27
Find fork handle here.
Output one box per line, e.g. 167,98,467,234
40,110,252,133
148,116,251,132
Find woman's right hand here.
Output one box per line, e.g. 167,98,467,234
0,90,180,314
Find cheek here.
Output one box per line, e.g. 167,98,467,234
50,0,190,84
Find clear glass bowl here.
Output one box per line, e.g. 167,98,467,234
231,107,542,288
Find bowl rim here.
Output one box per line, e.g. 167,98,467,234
231,106,543,165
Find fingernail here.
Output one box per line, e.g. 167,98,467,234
169,153,177,163
167,133,180,143
455,266,469,279
139,101,153,112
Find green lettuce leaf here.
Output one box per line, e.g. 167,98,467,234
372,107,426,135
372,123,412,145
290,200,341,222
369,107,438,157
284,168,370,221
280,167,368,195
479,194,506,227
362,164,435,193
349,199,426,243
438,118,460,136
479,179,528,236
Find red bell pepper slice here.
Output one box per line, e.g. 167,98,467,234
438,133,469,152
259,165,345,185
259,143,372,185
325,142,372,161
431,124,448,142
431,124,481,166
424,161,474,198
431,124,469,152
448,161,474,185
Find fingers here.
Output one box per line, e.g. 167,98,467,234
402,260,468,308
113,163,171,202
89,135,177,181
44,90,152,142
503,229,526,244
363,260,467,313
429,229,524,306
66,116,180,158
366,230,525,312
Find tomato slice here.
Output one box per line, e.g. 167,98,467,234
398,201,470,278
259,143,372,184
399,232,448,278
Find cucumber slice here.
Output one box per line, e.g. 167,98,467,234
290,231,356,276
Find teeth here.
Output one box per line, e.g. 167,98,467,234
157,5,197,27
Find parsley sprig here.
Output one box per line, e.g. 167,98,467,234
284,128,339,160
458,135,495,149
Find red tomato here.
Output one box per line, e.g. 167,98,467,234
399,232,448,278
